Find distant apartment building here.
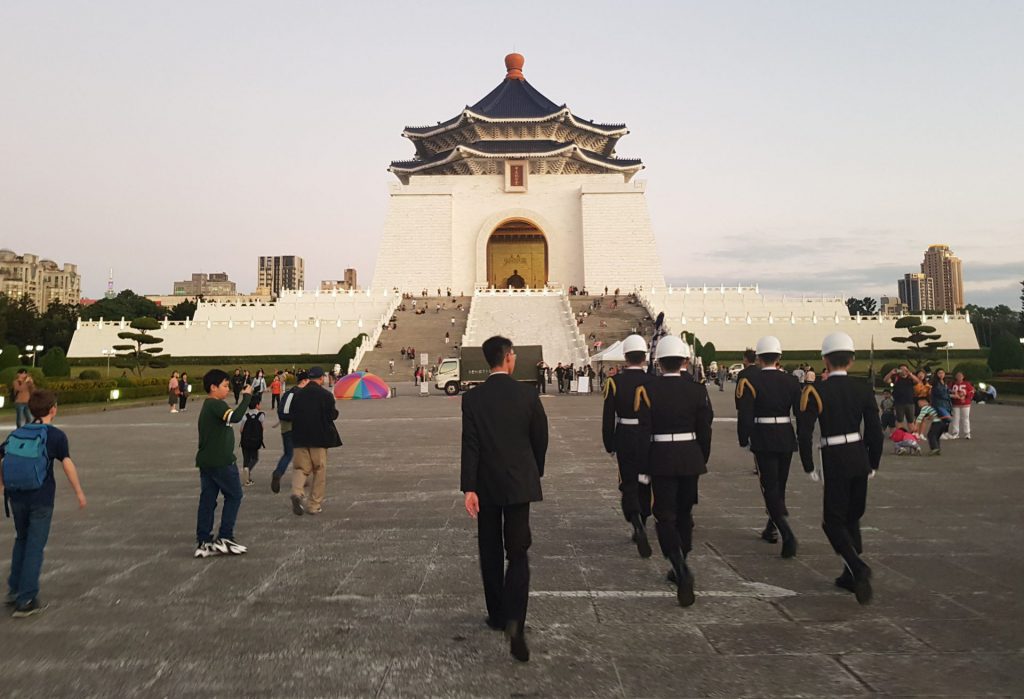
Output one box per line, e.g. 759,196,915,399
0,248,81,308
920,244,964,313
172,272,237,297
257,256,304,299
880,295,908,315
320,268,359,292
898,273,935,314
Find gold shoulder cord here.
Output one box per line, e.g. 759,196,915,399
800,385,823,413
634,385,651,413
603,377,617,400
736,377,756,400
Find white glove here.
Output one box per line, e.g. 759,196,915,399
869,469,877,479
638,474,651,485
808,469,820,483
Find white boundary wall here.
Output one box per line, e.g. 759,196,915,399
639,286,980,351
68,289,401,359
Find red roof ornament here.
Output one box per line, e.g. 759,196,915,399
505,53,525,80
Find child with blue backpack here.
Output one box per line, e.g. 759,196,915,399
1,389,87,617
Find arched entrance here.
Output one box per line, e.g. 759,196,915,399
486,219,548,289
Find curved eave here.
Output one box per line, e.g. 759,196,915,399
402,108,628,140
389,144,642,176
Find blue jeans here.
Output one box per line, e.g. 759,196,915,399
15,404,31,428
196,465,243,544
273,431,294,478
7,501,54,606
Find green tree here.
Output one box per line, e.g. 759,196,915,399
988,331,1024,373
699,341,717,365
168,298,198,321
39,346,71,377
0,343,22,369
39,300,79,353
79,289,161,322
891,316,945,370
845,297,879,316
965,303,1017,347
112,317,169,376
0,294,41,348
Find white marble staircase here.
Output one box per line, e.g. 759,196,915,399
462,290,589,366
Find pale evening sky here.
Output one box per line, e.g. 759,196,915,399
1,1,1021,307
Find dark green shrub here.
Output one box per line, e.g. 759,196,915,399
952,362,992,383
0,344,22,369
78,369,102,380
988,332,1024,373
40,347,71,377
0,366,46,387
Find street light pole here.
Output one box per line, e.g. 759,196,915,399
945,342,953,371
102,348,114,376
25,344,44,368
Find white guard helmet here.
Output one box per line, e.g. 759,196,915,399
655,335,690,360
622,334,648,354
821,331,856,357
755,335,783,356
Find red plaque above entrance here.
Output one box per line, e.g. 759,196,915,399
504,160,528,192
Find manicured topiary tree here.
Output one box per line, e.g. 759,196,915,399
39,347,71,377
987,331,1024,373
112,317,170,377
0,343,22,370
891,316,945,370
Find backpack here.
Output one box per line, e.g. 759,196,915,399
1,423,50,492
239,412,264,449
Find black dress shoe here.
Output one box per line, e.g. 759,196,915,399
761,519,778,543
834,571,856,593
666,568,677,585
270,472,281,494
853,567,873,605
505,621,529,662
780,535,797,559
485,616,504,631
630,514,652,559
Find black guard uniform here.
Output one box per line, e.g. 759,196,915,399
797,371,883,603
636,372,713,605
737,367,802,556
602,368,655,525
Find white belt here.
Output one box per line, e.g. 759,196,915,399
755,417,791,424
652,432,697,442
616,417,639,425
820,432,861,447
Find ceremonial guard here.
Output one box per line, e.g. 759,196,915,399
797,332,883,605
635,336,713,607
601,334,655,558
736,336,801,558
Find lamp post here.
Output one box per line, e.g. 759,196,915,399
945,342,953,371
101,348,114,376
24,344,44,368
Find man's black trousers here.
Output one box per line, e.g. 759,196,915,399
477,502,531,628
616,448,651,522
651,475,699,558
822,464,868,574
753,451,791,526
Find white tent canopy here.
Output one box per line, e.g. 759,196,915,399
590,340,626,363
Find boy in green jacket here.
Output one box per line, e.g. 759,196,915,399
194,369,252,558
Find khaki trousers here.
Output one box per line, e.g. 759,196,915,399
292,447,328,511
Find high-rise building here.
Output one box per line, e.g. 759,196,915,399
898,272,935,314
320,269,359,293
0,248,81,308
920,244,964,313
172,272,237,296
344,268,357,290
257,256,304,299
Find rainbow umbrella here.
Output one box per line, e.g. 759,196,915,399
333,371,391,400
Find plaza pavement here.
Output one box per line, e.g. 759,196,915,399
0,385,1022,697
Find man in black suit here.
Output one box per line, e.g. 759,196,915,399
461,336,549,662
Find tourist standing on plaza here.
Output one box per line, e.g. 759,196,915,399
12,369,35,428
601,334,654,558
884,366,919,429
271,370,309,494
949,372,974,439
239,397,265,486
736,336,800,558
461,335,548,662
179,372,190,412
230,369,246,405
194,371,251,558
535,360,547,394
168,372,180,413
269,373,282,409
635,336,713,608
251,370,268,405
288,367,341,516
797,332,882,605
1,389,87,617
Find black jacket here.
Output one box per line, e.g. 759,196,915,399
290,383,342,449
601,368,653,454
797,374,883,475
636,374,713,477
460,373,548,506
737,367,801,452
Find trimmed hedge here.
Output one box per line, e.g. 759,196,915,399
952,362,992,383
0,374,167,406
68,354,343,367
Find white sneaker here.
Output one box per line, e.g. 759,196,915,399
213,538,247,555
940,433,954,440
194,542,219,558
